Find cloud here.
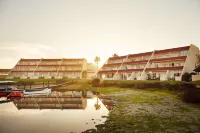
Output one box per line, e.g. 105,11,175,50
0,41,55,68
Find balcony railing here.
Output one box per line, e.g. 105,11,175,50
103,63,121,66
123,60,148,65
17,64,38,66
98,70,117,73
150,56,187,62
145,66,184,71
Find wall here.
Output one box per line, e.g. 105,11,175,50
192,75,200,81
182,44,199,75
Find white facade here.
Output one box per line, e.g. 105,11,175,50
7,58,87,79
87,63,97,79
99,44,199,81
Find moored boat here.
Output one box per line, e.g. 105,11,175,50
23,88,51,96
7,91,23,101
0,91,11,98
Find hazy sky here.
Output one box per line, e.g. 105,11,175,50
0,0,200,68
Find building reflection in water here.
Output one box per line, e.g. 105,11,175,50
12,90,115,111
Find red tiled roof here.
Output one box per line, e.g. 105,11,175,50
118,68,144,72
104,46,190,63
154,46,190,54
20,59,41,61
109,56,127,60
0,69,11,72
63,58,85,61
128,52,153,58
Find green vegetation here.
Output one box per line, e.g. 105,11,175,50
94,56,100,72
83,87,200,133
53,79,200,133
92,78,100,87
82,70,87,79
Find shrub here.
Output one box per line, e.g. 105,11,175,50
17,80,34,85
82,70,87,79
120,83,132,88
56,79,67,84
178,82,196,90
181,72,190,82
182,88,200,103
92,78,100,87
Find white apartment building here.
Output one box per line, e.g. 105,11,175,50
98,44,199,81
6,58,87,79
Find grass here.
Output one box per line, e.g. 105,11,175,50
79,82,200,133
56,82,126,94
118,92,165,104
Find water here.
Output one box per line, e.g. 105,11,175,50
0,91,114,133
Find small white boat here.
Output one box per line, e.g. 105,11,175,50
23,88,51,96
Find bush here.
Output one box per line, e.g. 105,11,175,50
182,88,200,103
17,80,34,85
178,82,196,90
56,79,68,84
92,78,100,87
181,72,190,82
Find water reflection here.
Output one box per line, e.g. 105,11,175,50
0,90,115,133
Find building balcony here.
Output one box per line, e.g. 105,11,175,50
118,68,144,72
145,66,184,71
38,64,60,66
103,77,114,80
150,56,187,62
11,70,34,72
60,64,83,66
128,52,153,58
103,63,122,66
123,60,148,65
35,70,58,72
16,64,38,66
58,70,82,72
98,70,117,73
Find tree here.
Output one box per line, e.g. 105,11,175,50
94,96,101,110
82,70,87,79
181,72,190,82
94,56,100,72
92,78,100,87
112,53,118,57
196,54,200,67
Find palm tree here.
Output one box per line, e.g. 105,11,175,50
94,56,100,72
94,96,101,110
